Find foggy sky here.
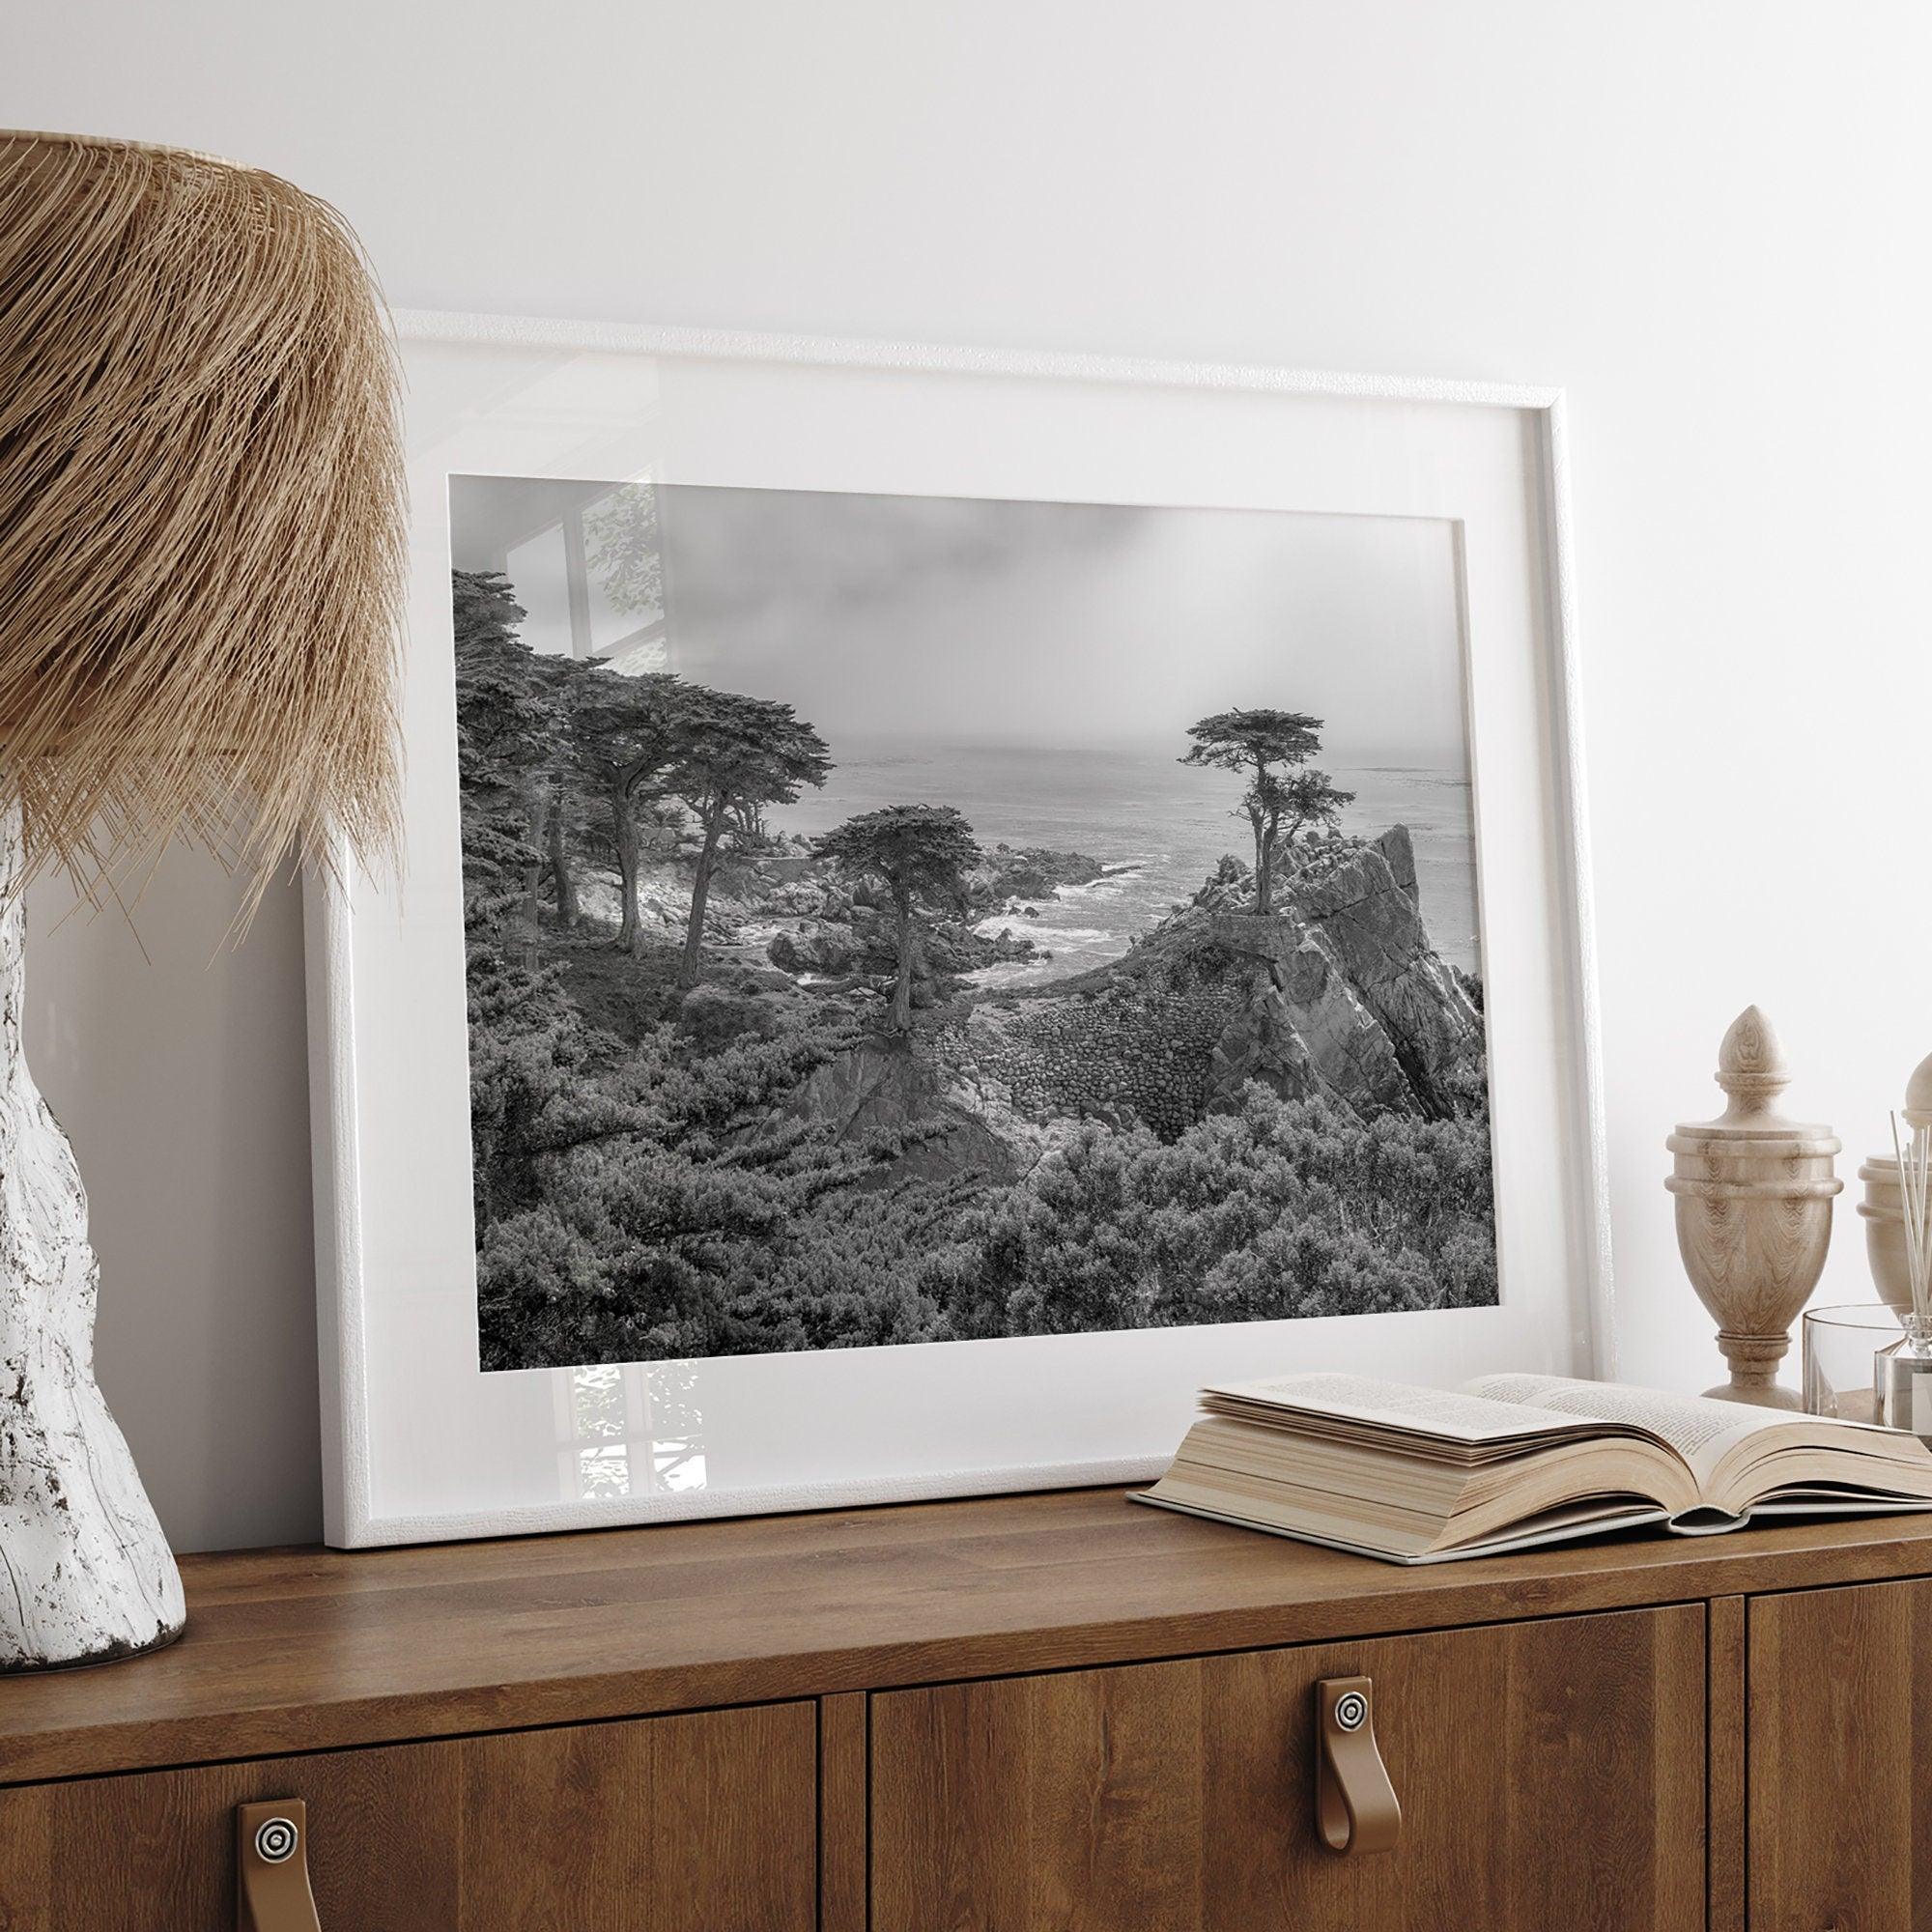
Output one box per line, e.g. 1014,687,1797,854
656,487,1467,765
490,480,1473,765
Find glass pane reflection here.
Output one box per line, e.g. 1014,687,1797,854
568,1362,706,1501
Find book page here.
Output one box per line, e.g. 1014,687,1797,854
1205,1372,1601,1444
1463,1374,1789,1485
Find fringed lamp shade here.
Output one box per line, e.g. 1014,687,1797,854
0,129,405,907
0,131,405,1673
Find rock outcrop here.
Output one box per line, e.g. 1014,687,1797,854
767,925,865,977
947,826,1482,1140
1202,911,1424,1120
1282,836,1481,1116
783,1037,1025,1184
1376,824,1418,902
971,844,1108,904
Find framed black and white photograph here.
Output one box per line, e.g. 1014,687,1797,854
307,316,1610,1546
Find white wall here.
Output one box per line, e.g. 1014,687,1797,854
9,1,1931,1552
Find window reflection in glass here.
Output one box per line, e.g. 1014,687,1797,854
567,1361,706,1501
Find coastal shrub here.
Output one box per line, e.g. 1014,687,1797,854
928,1083,1496,1340
469,924,915,1367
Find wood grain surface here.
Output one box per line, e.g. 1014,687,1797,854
871,1603,1706,1931
1706,1596,1746,1932
1749,1577,1932,1931
5,1486,1932,1786
0,1700,815,1931
818,1692,867,1932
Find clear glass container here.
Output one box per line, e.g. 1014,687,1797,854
1802,1302,1904,1425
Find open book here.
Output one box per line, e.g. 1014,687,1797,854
1132,1372,1932,1564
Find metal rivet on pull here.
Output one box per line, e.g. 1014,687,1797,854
254,1817,298,1864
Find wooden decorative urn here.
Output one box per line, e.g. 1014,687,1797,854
1857,1051,1932,1321
1665,1007,1842,1407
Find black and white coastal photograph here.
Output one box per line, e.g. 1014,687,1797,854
451,476,1497,1373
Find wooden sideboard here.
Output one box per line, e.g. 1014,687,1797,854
2,1486,1930,1929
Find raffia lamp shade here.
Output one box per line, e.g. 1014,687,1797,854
0,128,404,904
0,130,405,1670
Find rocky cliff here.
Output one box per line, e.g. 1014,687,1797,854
1206,828,1482,1121
942,827,1483,1145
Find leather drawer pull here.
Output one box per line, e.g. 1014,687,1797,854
1315,1676,1401,1855
237,1800,322,1931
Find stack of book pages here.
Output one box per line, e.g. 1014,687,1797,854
1134,1372,1932,1563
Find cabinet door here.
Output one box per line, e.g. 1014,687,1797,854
872,1605,1705,1932
0,1700,815,1931
1749,1577,1932,1931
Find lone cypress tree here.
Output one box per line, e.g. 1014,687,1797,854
816,804,982,1033
1180,707,1352,913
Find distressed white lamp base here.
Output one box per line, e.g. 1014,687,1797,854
0,812,184,1671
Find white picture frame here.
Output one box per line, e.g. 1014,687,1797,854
305,311,1611,1548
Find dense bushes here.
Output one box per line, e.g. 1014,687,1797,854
924,1083,1495,1341
469,938,1497,1365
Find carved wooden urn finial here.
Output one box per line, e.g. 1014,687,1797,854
1666,1008,1842,1408
1857,1051,1932,1320
1714,1005,1788,1120
1905,1051,1932,1131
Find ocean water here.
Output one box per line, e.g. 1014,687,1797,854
768,741,1482,984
